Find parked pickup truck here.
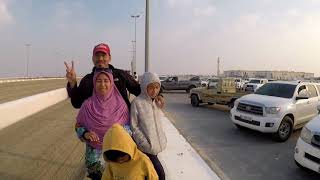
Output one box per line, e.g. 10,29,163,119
244,78,268,92
231,81,320,142
161,76,201,93
189,78,250,108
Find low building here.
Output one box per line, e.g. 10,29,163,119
224,70,314,80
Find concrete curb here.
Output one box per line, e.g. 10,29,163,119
158,112,220,180
0,88,68,130
1,89,220,180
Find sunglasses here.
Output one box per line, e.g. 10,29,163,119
95,67,113,73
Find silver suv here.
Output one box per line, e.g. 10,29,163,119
231,81,320,142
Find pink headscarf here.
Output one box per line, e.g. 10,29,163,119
76,71,129,150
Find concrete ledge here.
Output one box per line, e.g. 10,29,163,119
159,113,220,180
0,88,68,130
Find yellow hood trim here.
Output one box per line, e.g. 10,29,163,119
102,124,137,161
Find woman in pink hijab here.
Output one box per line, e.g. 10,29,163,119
75,69,130,180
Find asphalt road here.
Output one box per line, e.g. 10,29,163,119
163,91,320,180
0,79,67,103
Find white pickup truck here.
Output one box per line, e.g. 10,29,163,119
230,81,320,142
244,79,268,92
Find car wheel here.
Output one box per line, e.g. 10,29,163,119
186,85,196,93
272,116,293,142
228,99,236,108
191,94,200,107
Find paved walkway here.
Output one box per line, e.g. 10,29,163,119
0,100,85,180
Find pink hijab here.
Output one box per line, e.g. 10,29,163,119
76,71,129,150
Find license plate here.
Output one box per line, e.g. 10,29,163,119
240,115,252,121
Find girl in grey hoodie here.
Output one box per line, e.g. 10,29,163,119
130,72,167,180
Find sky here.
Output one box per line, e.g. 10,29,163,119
1,0,320,77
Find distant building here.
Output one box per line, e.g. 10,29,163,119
224,70,314,80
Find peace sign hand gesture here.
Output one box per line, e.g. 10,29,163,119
64,61,77,88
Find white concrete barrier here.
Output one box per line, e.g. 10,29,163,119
159,114,220,180
0,88,68,130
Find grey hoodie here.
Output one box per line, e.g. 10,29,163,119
130,72,167,155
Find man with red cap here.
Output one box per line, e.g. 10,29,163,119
64,43,164,109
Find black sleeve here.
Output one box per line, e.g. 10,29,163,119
67,75,93,109
122,71,141,96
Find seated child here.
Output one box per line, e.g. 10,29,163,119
102,124,158,180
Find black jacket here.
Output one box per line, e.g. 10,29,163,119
67,65,141,108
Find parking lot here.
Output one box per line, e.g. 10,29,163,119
163,91,319,180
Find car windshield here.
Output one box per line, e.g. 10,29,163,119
159,76,167,80
255,83,297,98
249,80,261,84
190,76,200,81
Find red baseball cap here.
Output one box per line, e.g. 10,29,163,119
93,43,111,55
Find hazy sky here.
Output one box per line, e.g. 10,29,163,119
1,0,320,77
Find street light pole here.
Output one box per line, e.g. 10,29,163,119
25,44,31,78
131,14,140,75
145,0,149,72
217,57,220,77
131,40,135,74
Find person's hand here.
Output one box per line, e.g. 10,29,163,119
84,131,100,142
64,61,77,88
155,95,165,109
